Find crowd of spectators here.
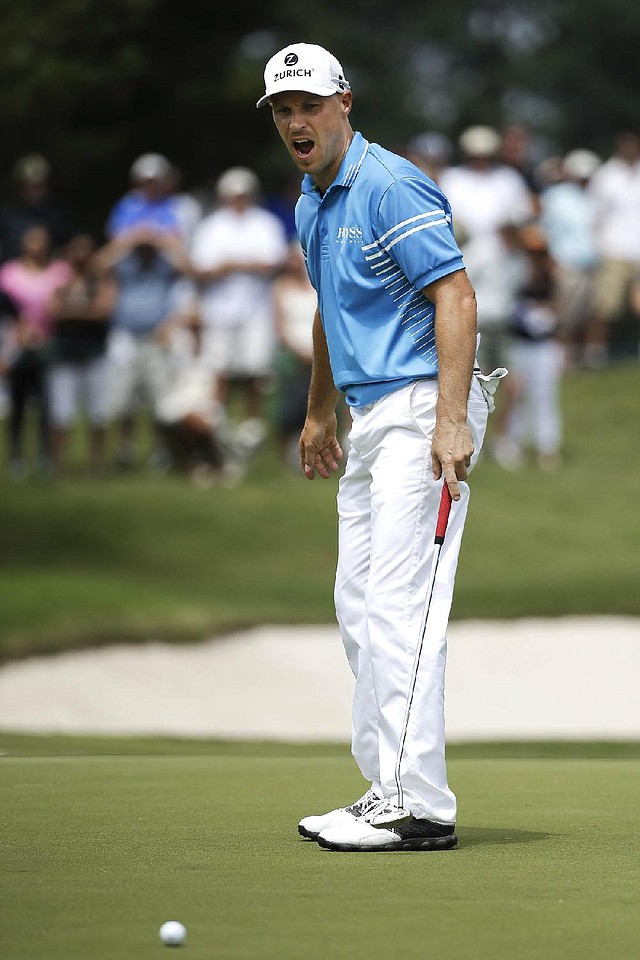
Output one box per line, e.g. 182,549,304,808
0,152,295,484
409,125,640,471
0,126,638,482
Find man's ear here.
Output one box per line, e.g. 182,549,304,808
340,91,353,116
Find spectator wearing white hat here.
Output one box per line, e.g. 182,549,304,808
440,126,534,245
189,167,288,426
540,148,601,368
440,126,534,373
106,153,181,240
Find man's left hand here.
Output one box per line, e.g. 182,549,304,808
431,418,474,501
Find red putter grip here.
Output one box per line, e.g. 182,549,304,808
435,484,452,544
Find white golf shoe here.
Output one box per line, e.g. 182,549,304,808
297,788,381,841
317,798,458,852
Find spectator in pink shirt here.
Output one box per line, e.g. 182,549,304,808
0,225,71,478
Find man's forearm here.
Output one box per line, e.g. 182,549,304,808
423,269,478,497
307,307,340,421
299,306,343,480
430,273,477,423
435,313,476,424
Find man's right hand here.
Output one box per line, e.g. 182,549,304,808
299,414,343,479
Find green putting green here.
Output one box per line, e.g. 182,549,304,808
2,736,639,959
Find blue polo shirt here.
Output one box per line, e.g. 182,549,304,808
295,131,464,407
107,192,180,238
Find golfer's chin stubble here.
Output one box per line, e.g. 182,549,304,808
288,147,337,189
287,145,315,176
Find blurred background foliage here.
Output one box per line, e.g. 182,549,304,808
1,0,640,234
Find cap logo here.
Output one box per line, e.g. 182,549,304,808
284,52,298,66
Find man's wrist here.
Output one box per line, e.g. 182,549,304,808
307,387,340,423
306,407,337,425
435,407,468,426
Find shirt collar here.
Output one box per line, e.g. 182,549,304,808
301,131,369,198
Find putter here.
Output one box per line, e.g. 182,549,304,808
393,482,453,807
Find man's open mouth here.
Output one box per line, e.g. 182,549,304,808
293,139,314,158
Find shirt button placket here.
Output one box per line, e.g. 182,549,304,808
319,208,330,260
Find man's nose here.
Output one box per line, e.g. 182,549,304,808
288,109,307,129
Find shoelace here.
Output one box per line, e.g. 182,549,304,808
347,788,380,817
360,797,410,824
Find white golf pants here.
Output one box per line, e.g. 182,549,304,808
335,377,489,824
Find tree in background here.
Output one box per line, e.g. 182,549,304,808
1,0,639,234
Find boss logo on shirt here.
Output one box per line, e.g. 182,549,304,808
336,226,364,243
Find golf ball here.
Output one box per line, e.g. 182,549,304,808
159,921,187,946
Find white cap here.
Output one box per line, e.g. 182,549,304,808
130,153,172,181
563,149,601,181
459,125,501,157
216,167,260,199
256,42,350,108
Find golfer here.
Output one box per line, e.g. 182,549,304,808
258,43,503,851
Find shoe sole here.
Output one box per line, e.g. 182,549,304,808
317,833,458,852
298,824,320,841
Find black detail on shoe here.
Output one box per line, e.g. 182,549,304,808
318,818,458,852
394,818,455,842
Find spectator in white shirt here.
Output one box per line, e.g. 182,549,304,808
588,131,640,366
440,125,534,247
440,126,534,372
190,167,288,424
540,149,601,368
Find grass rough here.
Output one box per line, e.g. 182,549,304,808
1,363,639,660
